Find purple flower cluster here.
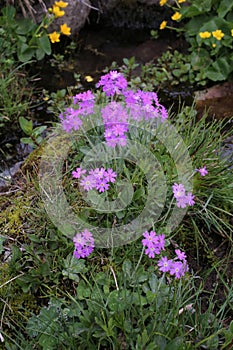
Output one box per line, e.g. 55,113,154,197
59,90,95,132
72,166,117,193
142,230,189,279
157,249,189,279
124,89,168,121
172,183,195,208
101,102,129,147
73,229,95,259
59,71,168,145
142,230,165,258
196,166,208,176
96,70,128,96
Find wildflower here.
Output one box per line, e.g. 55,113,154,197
172,183,186,199
158,256,172,272
212,43,216,48
175,249,187,261
212,29,224,40
72,166,86,179
73,229,94,259
85,75,94,82
171,12,182,21
142,230,158,247
196,166,208,176
73,90,95,115
95,178,109,193
96,71,128,96
60,23,71,36
159,0,167,5
49,31,60,43
52,5,65,17
80,175,97,191
169,261,185,279
176,196,188,208
104,168,117,183
59,108,83,132
89,167,106,180
178,0,185,2
199,31,211,39
185,192,195,206
160,21,167,30
231,29,233,36
142,231,165,257
55,1,68,7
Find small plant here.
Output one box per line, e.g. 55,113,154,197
19,116,47,148
159,0,233,83
0,2,71,63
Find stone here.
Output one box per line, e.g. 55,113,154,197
32,0,91,36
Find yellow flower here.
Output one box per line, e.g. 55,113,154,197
54,1,68,8
52,5,65,17
160,21,167,30
159,0,167,6
171,12,182,21
85,75,94,82
178,0,185,3
212,29,224,40
212,43,216,48
49,31,60,43
60,23,71,35
199,31,211,39
231,29,233,36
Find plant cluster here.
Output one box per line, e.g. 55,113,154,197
159,0,233,83
0,1,71,63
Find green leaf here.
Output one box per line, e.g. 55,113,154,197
20,137,36,147
62,254,87,281
16,18,36,35
17,43,34,62
38,35,52,55
206,57,233,81
36,48,45,61
217,0,233,18
122,259,132,278
2,6,16,20
19,116,33,135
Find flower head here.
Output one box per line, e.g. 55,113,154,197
49,31,60,43
52,5,65,17
72,166,86,179
212,29,224,40
158,256,172,272
199,31,211,39
55,1,68,7
231,29,233,37
196,166,208,176
172,183,186,199
159,0,167,5
73,229,95,259
96,71,128,96
160,21,167,30
60,23,71,36
171,12,182,21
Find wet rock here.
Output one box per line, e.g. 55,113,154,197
91,0,173,29
32,0,91,36
195,82,233,119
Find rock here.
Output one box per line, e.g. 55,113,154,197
195,82,233,119
32,0,91,36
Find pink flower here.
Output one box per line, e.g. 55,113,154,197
72,166,86,179
197,166,208,176
175,249,187,261
158,256,172,272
